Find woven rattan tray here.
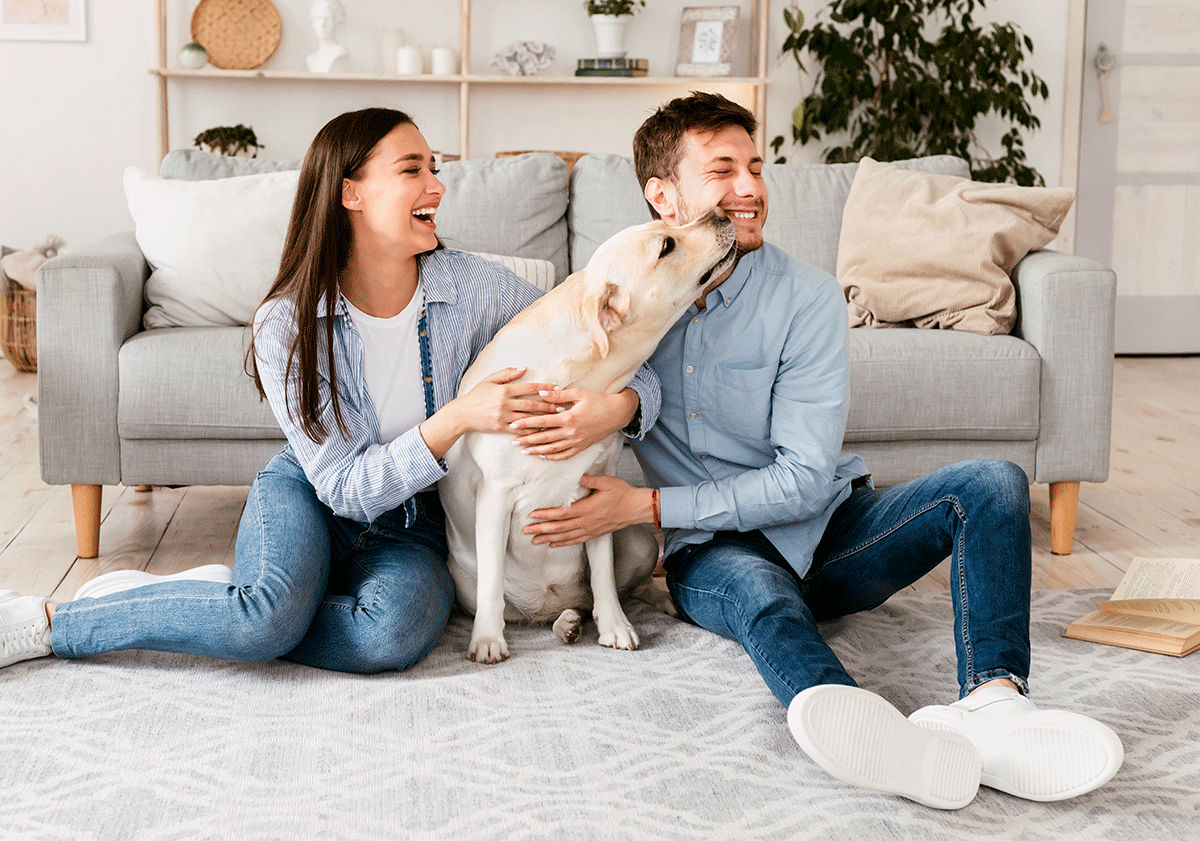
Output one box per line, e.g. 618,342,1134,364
190,0,282,70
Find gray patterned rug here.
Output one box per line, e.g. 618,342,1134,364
1,589,1196,841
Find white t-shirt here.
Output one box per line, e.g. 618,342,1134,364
343,285,427,443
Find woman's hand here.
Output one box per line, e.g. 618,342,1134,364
419,367,559,459
453,367,561,433
508,387,638,460
523,475,655,547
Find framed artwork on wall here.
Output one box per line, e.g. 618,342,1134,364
675,5,739,77
0,0,87,41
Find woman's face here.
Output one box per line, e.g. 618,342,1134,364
342,123,445,258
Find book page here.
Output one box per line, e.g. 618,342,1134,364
1099,598,1200,623
1071,609,1199,640
1110,557,1200,600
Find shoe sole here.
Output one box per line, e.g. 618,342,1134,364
910,709,1124,802
788,685,981,810
73,564,234,601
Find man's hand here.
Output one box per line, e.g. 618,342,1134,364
508,387,638,461
524,475,654,547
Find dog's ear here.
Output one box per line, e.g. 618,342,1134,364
583,281,632,358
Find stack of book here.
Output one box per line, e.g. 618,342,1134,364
575,58,649,78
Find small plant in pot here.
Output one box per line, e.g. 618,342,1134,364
193,124,264,158
584,0,645,59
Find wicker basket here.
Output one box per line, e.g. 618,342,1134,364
0,247,37,373
495,150,586,173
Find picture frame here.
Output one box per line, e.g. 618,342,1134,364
675,5,739,77
0,0,86,42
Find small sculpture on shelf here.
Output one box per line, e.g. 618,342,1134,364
193,125,264,158
489,40,555,76
306,0,350,73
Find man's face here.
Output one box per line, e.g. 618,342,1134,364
645,125,767,254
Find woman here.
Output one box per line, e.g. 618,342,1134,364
0,108,658,673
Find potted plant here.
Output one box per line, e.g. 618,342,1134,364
193,124,264,158
772,0,1047,185
584,0,645,59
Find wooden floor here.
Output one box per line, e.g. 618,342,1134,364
1,355,1198,600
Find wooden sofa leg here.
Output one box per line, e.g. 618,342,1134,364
71,484,102,559
1049,481,1080,556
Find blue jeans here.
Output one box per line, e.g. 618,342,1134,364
51,445,455,674
664,458,1032,706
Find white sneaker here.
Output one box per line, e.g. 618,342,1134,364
0,591,53,668
908,685,1124,801
787,685,981,810
73,564,234,601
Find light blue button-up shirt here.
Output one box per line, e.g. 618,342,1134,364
632,242,868,578
253,249,662,525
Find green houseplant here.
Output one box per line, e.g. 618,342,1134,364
772,0,1048,185
193,124,264,158
584,1,645,15
584,0,645,59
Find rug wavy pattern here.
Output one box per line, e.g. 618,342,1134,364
1,589,1196,840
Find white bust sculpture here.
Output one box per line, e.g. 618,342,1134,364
306,0,349,73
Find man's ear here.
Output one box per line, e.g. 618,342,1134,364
341,177,362,211
644,177,679,222
582,281,632,359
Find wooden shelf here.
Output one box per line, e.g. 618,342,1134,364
152,68,766,87
153,0,772,159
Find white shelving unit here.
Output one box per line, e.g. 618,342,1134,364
152,0,771,160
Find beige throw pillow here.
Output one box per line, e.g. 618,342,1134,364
836,157,1074,334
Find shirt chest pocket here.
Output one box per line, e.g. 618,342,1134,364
708,361,776,447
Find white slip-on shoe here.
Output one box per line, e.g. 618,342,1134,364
908,685,1124,802
787,685,982,810
73,564,234,601
0,591,53,668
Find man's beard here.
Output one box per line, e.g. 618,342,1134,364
677,193,763,254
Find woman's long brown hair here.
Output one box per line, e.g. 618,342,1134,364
246,108,420,444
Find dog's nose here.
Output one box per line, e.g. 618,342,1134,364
704,208,728,222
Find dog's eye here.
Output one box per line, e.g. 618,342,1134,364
659,237,676,259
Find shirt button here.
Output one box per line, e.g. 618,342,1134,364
692,317,700,324
424,375,433,383
685,365,694,373
689,412,697,419
724,298,731,306
699,454,707,460
419,329,428,337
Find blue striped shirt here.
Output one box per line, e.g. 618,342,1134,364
253,249,662,525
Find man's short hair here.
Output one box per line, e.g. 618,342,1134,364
633,92,757,218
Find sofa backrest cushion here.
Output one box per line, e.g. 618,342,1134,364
567,153,970,275
160,149,570,281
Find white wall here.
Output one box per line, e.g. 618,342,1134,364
0,0,1068,251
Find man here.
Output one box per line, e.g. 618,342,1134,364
515,92,1122,809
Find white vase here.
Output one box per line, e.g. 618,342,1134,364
590,14,628,59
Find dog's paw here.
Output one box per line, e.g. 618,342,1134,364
468,635,509,664
552,609,583,644
597,621,639,651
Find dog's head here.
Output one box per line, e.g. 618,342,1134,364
578,210,737,358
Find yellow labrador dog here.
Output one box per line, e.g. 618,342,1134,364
439,210,736,664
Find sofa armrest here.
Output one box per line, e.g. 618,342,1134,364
1011,249,1116,484
37,232,148,485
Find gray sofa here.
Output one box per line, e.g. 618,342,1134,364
38,151,1115,560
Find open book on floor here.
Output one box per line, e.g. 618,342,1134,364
1063,557,1200,657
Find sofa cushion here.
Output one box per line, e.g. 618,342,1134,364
567,153,970,274
119,327,282,440
837,157,1074,334
159,149,570,283
126,166,299,329
846,330,1040,442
